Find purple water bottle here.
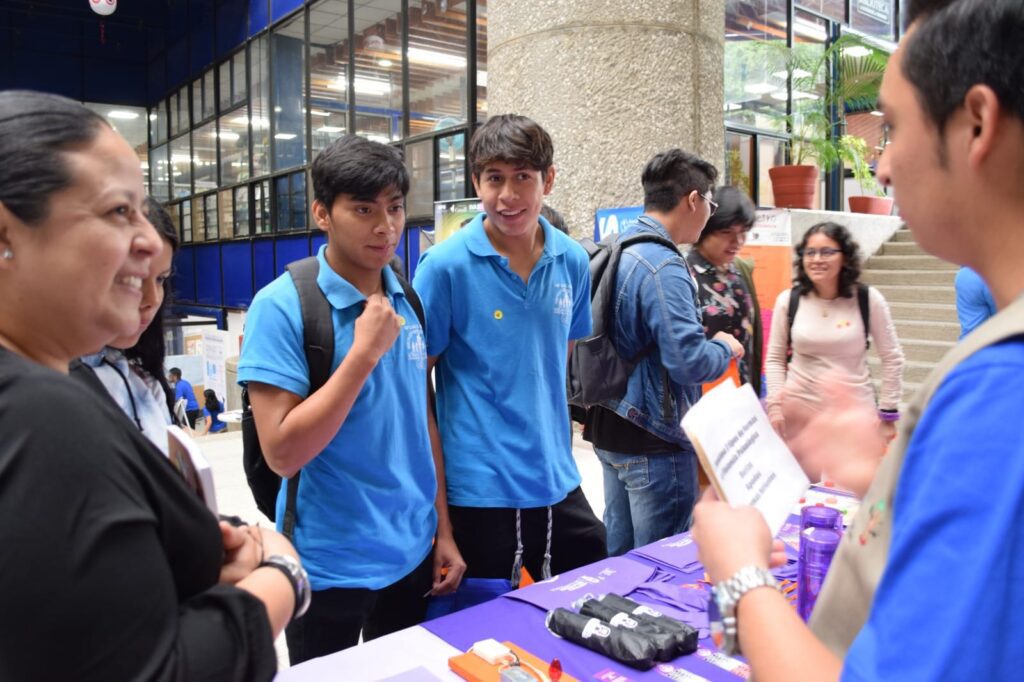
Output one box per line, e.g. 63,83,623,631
801,505,842,532
797,527,842,621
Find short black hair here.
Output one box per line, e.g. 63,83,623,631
794,222,863,298
904,0,958,25
311,134,409,209
902,0,1024,142
169,368,182,379
469,114,554,179
0,90,108,225
696,186,756,245
540,204,569,234
641,148,718,213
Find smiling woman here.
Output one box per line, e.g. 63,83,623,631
0,90,304,681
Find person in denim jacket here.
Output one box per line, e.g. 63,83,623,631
582,149,743,556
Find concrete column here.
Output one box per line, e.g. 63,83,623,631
488,0,725,238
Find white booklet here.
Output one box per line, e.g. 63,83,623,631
167,425,218,516
682,381,809,536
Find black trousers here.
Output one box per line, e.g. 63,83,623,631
284,550,433,665
185,409,202,429
448,487,607,582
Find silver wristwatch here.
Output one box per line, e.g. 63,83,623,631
259,554,312,621
708,565,778,656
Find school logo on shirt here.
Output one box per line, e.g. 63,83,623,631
554,283,573,326
405,324,426,370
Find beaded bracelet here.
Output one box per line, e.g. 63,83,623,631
879,409,900,423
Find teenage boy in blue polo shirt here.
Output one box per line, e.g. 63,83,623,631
238,135,464,663
413,114,607,585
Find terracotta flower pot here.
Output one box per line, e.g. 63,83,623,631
848,196,895,215
768,165,819,209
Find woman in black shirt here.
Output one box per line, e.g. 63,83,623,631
0,90,304,681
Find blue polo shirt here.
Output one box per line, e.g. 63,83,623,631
174,378,198,411
237,246,436,590
413,214,591,508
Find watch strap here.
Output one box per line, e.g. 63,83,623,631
259,554,311,622
711,565,778,655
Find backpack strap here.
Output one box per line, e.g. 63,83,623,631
786,285,802,362
389,257,426,329
857,283,871,349
282,256,335,540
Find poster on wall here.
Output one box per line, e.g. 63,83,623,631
201,329,229,403
432,198,484,246
738,209,794,358
593,206,643,242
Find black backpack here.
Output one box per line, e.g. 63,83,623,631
241,256,425,538
567,230,680,421
786,283,871,360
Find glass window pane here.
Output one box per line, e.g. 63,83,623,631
290,171,307,230
219,189,234,239
192,78,203,125
354,0,402,142
193,121,218,194
150,143,170,202
309,0,349,155
254,180,272,234
851,0,894,39
232,49,247,106
150,103,168,146
405,139,434,218
252,35,272,177
219,60,233,112
170,134,192,198
180,200,193,243
408,0,468,137
437,132,465,201
275,175,291,230
165,202,180,240
220,106,251,185
796,0,845,22
191,197,205,242
234,185,251,236
204,194,219,241
725,0,788,132
204,70,217,120
477,0,487,121
724,131,754,199
271,12,308,171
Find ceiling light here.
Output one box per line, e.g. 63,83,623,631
108,110,140,120
309,110,331,117
149,113,158,121
330,77,392,96
408,46,466,68
275,133,297,140
378,59,393,68
218,132,241,142
316,126,344,133
843,45,871,58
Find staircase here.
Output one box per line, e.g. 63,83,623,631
861,229,960,404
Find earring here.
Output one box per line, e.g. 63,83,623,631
1,248,11,261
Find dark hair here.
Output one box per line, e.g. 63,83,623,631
0,90,108,224
311,134,409,210
203,389,221,414
124,198,180,417
169,367,182,379
904,0,958,25
794,222,863,298
539,204,569,234
902,0,1024,145
696,186,756,245
469,114,554,179
641,148,719,213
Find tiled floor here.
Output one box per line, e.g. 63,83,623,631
198,425,605,669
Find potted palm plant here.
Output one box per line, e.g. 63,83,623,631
843,134,894,214
768,35,889,210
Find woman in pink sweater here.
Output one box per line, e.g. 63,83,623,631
764,222,904,477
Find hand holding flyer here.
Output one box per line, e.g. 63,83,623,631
682,381,809,536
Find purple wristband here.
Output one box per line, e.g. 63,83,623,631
879,410,900,422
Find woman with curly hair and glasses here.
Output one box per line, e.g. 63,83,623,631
764,222,904,472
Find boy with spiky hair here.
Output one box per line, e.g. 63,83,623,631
414,114,606,586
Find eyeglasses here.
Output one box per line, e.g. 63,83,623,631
700,192,719,217
801,247,841,259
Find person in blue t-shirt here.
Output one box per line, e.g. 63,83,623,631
690,1,1024,680
238,135,464,663
167,367,200,428
954,266,996,338
198,389,226,435
413,114,607,586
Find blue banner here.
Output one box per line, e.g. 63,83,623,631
593,206,643,241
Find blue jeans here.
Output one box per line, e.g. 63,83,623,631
594,446,699,556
